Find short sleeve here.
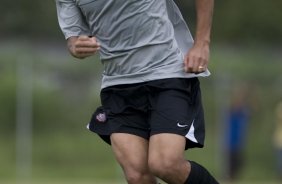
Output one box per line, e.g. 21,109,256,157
55,0,90,39
166,0,194,53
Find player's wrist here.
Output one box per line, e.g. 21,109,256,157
194,39,210,47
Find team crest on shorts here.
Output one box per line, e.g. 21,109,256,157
96,112,107,123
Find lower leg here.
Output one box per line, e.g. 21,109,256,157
185,161,219,184
151,158,190,184
122,168,157,184
149,134,219,184
150,158,219,184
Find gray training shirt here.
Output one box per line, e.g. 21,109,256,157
56,0,210,89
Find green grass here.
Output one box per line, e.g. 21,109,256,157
0,180,280,184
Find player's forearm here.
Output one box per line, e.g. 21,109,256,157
194,0,214,46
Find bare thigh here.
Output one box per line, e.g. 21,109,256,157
148,133,190,184
110,133,156,184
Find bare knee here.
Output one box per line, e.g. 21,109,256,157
121,162,158,184
110,134,156,184
148,152,191,184
148,156,182,178
124,169,148,184
148,134,189,183
115,153,156,184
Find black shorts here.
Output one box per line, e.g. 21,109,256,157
87,78,205,149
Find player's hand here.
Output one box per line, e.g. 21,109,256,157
67,35,100,59
184,41,210,74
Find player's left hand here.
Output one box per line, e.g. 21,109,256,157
184,41,210,74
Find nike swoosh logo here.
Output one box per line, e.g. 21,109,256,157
177,123,189,128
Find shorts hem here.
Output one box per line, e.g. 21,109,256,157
150,129,204,150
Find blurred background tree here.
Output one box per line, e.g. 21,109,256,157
0,1,59,39
1,0,282,44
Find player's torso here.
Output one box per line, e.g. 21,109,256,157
75,0,173,51
73,0,193,88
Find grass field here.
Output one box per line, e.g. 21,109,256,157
0,180,280,184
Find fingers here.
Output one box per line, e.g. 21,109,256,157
184,46,209,74
75,46,99,53
70,36,101,59
76,36,100,50
74,52,97,59
184,55,207,73
197,65,206,73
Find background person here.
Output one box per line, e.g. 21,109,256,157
273,101,282,180
224,86,250,181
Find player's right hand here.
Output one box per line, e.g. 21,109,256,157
67,35,100,59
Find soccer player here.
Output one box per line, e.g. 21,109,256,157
55,0,218,183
